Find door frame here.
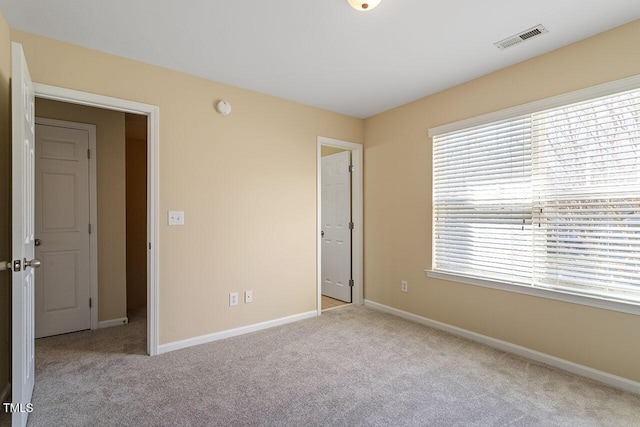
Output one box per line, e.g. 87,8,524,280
32,83,160,356
34,117,98,331
317,136,363,315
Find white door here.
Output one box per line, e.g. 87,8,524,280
34,121,91,338
321,151,352,303
11,42,37,427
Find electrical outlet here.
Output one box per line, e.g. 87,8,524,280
168,210,184,226
229,292,239,306
245,291,253,303
401,280,408,293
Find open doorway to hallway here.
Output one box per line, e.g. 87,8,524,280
33,99,148,341
316,136,363,314
320,145,352,311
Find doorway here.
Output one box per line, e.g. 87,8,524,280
316,137,363,315
33,100,150,339
32,83,160,356
320,148,352,307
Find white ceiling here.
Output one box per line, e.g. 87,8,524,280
1,0,639,118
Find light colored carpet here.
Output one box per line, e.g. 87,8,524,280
13,306,640,426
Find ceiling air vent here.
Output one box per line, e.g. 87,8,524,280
494,24,548,50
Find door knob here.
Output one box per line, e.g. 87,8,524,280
35,239,42,246
321,231,325,237
23,258,42,269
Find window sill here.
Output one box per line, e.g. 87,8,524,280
425,270,640,316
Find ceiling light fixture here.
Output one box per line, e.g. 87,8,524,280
348,0,382,11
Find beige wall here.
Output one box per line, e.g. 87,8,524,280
364,20,640,382
35,99,127,322
125,113,147,312
11,30,364,344
0,10,10,395
321,146,347,157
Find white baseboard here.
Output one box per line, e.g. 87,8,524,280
158,310,318,354
364,299,640,395
0,382,10,403
98,317,129,329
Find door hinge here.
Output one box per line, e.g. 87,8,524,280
148,243,151,250
87,149,91,159
88,223,92,234
349,221,354,230
349,279,354,287
348,164,354,173
13,259,21,272
89,298,92,308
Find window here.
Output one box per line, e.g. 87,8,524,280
432,116,533,284
430,83,640,310
532,90,640,303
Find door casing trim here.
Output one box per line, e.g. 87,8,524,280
33,83,160,356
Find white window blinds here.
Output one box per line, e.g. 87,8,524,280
432,87,640,306
432,116,533,285
531,89,640,303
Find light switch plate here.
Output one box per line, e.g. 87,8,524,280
168,211,184,226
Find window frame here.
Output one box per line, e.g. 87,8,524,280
427,74,640,316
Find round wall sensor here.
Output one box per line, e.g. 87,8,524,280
216,100,232,116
